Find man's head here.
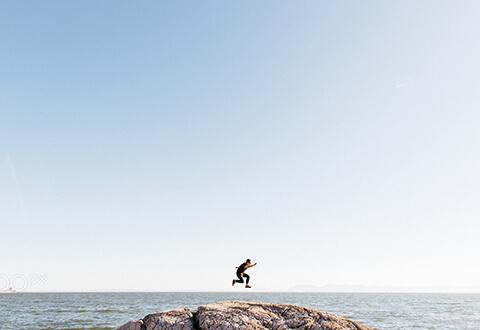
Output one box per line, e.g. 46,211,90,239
246,259,251,264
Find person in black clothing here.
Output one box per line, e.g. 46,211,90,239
232,259,257,288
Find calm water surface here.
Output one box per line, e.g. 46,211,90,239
0,292,479,329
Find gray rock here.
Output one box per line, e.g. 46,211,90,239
143,308,194,330
116,301,375,330
117,319,143,330
197,301,373,330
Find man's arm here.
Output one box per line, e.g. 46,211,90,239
247,262,257,269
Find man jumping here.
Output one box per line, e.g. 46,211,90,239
232,259,257,288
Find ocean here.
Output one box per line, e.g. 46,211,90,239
0,292,479,329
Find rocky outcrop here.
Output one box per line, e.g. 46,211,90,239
117,301,375,330
118,319,143,330
118,308,194,330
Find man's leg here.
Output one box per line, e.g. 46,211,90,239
243,273,250,285
234,273,244,284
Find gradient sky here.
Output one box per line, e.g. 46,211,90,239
1,1,479,292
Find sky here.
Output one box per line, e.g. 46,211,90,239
1,1,480,292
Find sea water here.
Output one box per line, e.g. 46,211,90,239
0,292,479,329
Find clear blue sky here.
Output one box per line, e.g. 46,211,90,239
1,1,479,292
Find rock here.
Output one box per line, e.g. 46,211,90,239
142,308,194,330
197,301,372,330
117,319,143,330
116,301,375,330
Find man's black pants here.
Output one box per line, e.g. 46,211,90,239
234,272,250,285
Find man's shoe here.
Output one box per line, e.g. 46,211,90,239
245,285,252,288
